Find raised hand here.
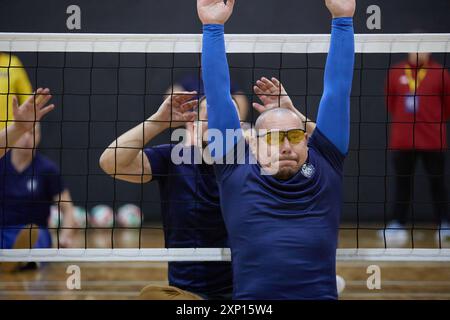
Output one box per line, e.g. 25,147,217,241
197,0,235,25
253,77,295,114
154,92,198,128
12,88,54,132
325,0,356,18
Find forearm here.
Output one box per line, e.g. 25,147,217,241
0,124,26,158
202,24,241,153
316,17,354,154
58,192,76,229
101,115,168,172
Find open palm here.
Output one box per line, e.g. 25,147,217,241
253,77,295,114
13,88,54,132
156,92,198,127
197,0,235,24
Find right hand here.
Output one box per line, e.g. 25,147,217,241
12,88,54,132
197,0,235,25
253,77,295,113
325,0,356,18
153,92,198,127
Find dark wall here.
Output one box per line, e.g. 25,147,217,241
1,0,449,224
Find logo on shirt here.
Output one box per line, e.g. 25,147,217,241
399,75,408,85
301,163,315,179
27,178,39,193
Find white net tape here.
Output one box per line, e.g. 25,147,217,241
2,248,450,262
0,33,449,53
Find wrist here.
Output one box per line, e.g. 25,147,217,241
203,24,225,32
146,114,170,130
332,17,353,24
9,123,27,135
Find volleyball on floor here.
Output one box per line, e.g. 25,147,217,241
116,204,143,227
48,205,87,228
89,204,114,228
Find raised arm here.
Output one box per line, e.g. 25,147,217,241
0,88,54,159
316,0,355,154
198,0,241,157
99,93,197,183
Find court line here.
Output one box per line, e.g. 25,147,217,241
0,280,167,287
346,280,450,286
0,290,140,296
341,292,450,298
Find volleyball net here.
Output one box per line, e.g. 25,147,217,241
0,32,449,262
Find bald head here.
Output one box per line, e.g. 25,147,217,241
255,108,304,131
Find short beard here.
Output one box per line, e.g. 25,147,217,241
273,166,299,180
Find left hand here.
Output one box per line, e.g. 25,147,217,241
253,77,295,113
197,0,235,25
325,0,356,18
12,88,55,133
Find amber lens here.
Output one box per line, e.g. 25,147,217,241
266,131,285,145
287,129,305,144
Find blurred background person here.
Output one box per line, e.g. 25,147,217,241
0,122,76,272
380,50,450,245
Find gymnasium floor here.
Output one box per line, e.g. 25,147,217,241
1,227,450,300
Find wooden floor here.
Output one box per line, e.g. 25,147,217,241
1,227,450,300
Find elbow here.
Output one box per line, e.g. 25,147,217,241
99,149,115,175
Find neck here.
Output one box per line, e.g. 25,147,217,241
11,149,34,169
409,60,428,68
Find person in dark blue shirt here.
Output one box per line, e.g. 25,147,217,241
198,0,355,299
100,92,247,299
0,122,77,272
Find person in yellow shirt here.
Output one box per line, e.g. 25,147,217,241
0,53,33,130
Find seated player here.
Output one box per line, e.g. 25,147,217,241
99,92,247,300
0,118,76,272
253,76,346,296
198,0,355,299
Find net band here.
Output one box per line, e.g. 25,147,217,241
0,33,449,53
2,248,450,262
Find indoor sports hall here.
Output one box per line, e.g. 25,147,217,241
1,0,450,301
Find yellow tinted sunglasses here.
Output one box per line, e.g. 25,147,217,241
258,129,306,145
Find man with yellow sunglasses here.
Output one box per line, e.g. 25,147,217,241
199,0,354,299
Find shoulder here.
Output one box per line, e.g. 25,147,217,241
34,153,60,174
389,61,407,74
308,129,345,172
0,152,11,167
0,54,24,68
428,60,443,68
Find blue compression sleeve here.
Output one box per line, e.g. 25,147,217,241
316,17,355,155
202,24,241,158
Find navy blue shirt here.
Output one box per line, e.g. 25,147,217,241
144,145,232,296
215,130,344,300
0,152,64,227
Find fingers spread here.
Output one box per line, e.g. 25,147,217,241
171,91,197,105
252,102,266,114
37,104,55,120
179,99,199,112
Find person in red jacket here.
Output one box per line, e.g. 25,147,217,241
380,51,450,245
